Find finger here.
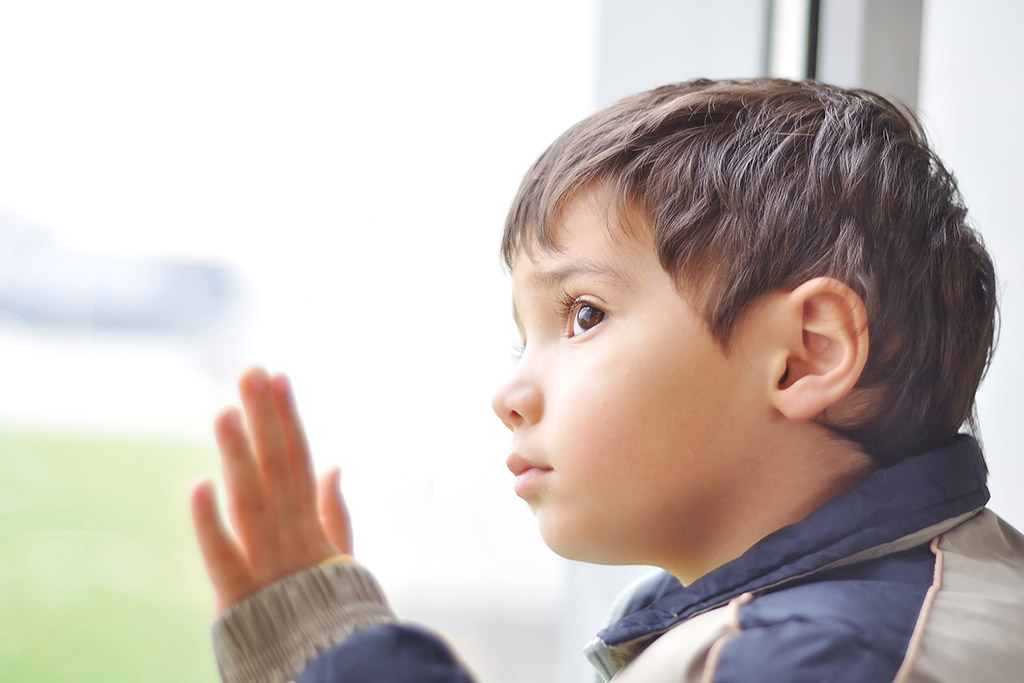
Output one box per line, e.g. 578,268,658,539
318,467,354,555
268,373,327,559
190,480,257,612
215,407,275,564
270,373,316,516
239,368,295,510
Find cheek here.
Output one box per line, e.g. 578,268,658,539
549,348,707,485
584,341,746,501
618,344,724,444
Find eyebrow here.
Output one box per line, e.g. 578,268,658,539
530,259,637,290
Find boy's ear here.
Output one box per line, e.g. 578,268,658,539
767,277,869,421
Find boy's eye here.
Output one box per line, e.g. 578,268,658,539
571,304,605,337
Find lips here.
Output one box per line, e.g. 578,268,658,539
506,452,538,476
506,453,553,498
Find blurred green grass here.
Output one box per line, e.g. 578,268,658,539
0,429,219,681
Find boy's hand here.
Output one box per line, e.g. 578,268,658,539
190,367,353,612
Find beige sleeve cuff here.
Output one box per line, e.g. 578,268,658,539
211,562,397,683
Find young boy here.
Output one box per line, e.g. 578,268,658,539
190,78,1024,682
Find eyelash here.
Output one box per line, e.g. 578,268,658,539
557,291,606,338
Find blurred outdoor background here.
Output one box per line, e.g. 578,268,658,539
0,1,1020,681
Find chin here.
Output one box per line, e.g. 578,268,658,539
536,514,631,566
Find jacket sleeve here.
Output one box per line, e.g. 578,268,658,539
211,561,476,683
298,624,476,683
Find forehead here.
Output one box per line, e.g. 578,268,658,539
509,188,652,281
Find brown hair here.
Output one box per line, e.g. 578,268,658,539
502,78,997,466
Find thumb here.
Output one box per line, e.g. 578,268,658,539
318,466,354,556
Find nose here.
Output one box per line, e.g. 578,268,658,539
491,364,543,431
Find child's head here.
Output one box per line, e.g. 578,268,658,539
500,78,996,468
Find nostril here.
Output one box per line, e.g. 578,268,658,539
504,410,524,431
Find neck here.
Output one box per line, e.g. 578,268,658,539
665,422,875,585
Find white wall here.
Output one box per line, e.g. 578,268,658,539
818,0,923,107
594,0,769,107
919,0,1024,528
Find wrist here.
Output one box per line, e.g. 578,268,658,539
212,562,395,683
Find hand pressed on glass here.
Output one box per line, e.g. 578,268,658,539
190,367,353,612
